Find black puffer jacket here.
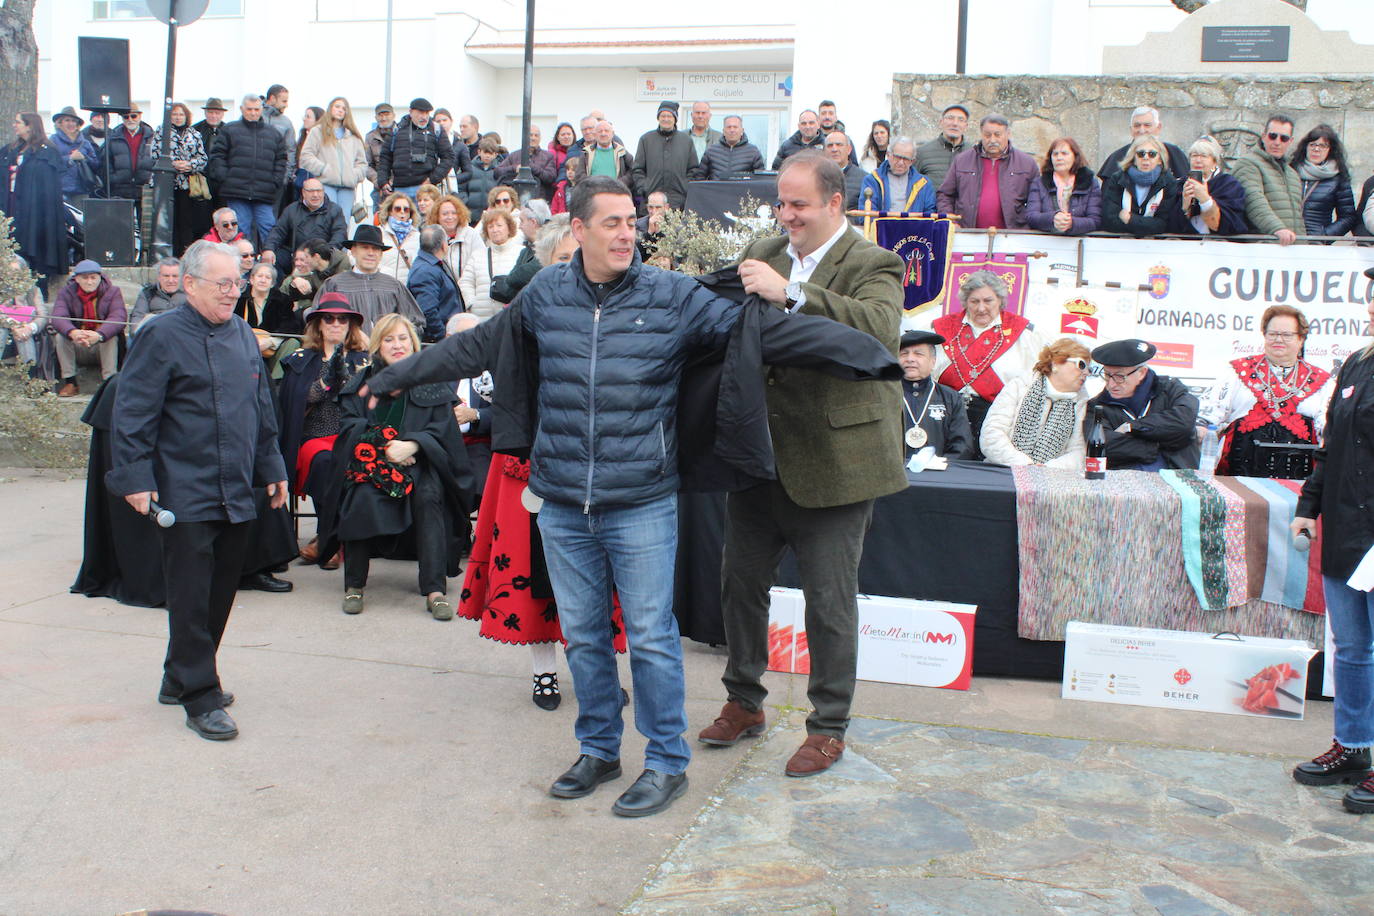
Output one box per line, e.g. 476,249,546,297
1298,171,1357,237
692,134,765,180
106,123,155,198
207,118,287,202
771,130,824,169
376,116,454,189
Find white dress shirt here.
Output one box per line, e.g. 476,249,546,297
784,220,853,311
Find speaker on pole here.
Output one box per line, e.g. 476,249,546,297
77,37,132,113
83,199,138,266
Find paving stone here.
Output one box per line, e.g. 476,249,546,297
1165,862,1321,913
1219,811,1293,843
851,876,1051,916
1166,787,1234,817
974,835,1097,872
1140,884,1229,916
1115,746,1284,793
936,726,1088,761
1314,818,1374,842
1294,835,1344,851
820,748,898,784
926,789,1038,832
789,796,974,868
1281,853,1374,899
629,860,827,910
1063,817,1259,866
842,717,927,743
1001,768,1161,815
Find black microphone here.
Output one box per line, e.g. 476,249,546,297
147,500,175,528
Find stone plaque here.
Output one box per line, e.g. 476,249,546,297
1201,26,1291,62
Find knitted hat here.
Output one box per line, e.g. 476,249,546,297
656,101,679,123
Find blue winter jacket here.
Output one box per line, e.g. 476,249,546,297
49,130,99,195
520,248,740,509
406,249,463,342
858,159,936,214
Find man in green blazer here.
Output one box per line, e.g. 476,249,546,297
698,151,907,776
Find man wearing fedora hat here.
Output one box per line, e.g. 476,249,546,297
313,224,424,334
194,98,229,210
49,106,99,206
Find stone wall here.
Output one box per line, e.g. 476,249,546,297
892,74,1374,180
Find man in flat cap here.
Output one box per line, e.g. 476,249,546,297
376,97,454,202
1086,338,1200,471
899,329,973,459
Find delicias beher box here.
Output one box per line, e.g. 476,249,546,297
1063,622,1318,719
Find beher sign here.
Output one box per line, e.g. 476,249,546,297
1202,25,1290,62
635,71,792,103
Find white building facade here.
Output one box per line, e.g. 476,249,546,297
33,0,1374,161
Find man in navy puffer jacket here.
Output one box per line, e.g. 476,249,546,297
365,176,741,818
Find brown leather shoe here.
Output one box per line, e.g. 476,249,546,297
57,381,79,397
298,537,320,564
322,549,342,570
698,700,765,747
784,734,845,777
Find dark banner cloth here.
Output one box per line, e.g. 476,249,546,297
675,460,1066,680
684,177,778,229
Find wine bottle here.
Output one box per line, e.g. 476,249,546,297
1085,405,1108,480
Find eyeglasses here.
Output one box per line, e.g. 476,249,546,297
1264,331,1300,341
1308,140,1331,149
493,197,513,205
1064,358,1088,371
317,314,352,325
1135,150,1159,159
219,220,238,227
1103,366,1144,383
391,207,412,214
194,275,244,294
889,153,914,163
123,114,140,120
1267,131,1292,142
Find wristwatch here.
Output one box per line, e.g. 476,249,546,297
785,281,802,310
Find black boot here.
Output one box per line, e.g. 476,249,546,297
1344,773,1374,814
1293,740,1372,786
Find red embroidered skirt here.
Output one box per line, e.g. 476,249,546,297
459,455,626,651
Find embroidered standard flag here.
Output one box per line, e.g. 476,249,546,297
873,216,955,313
943,252,1032,319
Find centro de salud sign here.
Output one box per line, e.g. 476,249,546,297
635,71,793,103
1201,25,1291,62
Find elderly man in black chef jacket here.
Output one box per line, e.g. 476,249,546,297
105,240,289,742
899,329,973,459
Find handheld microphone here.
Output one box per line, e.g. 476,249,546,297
148,500,176,528
1293,530,1311,553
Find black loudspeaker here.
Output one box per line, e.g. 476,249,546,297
77,37,132,113
83,199,138,266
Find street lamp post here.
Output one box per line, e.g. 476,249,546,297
510,0,539,205
148,0,208,263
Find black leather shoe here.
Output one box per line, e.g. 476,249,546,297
186,708,238,741
1344,774,1374,814
240,572,293,593
159,688,234,707
549,754,621,799
1294,741,1372,786
612,769,688,818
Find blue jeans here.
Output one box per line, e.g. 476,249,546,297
1325,575,1374,747
537,495,689,775
323,184,355,218
225,199,276,251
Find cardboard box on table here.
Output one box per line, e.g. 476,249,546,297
766,586,977,690
1063,621,1318,719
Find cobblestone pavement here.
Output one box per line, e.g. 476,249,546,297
627,712,1374,915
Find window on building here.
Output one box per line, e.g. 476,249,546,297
92,0,243,19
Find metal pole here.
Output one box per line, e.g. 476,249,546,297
956,0,969,75
511,0,538,205
384,0,394,106
150,2,179,262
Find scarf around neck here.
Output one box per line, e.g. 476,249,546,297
1124,165,1159,205
1101,367,1157,417
388,216,413,245
1011,373,1079,465
1296,159,1339,182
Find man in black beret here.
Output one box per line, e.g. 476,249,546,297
1085,338,1200,471
899,329,973,459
